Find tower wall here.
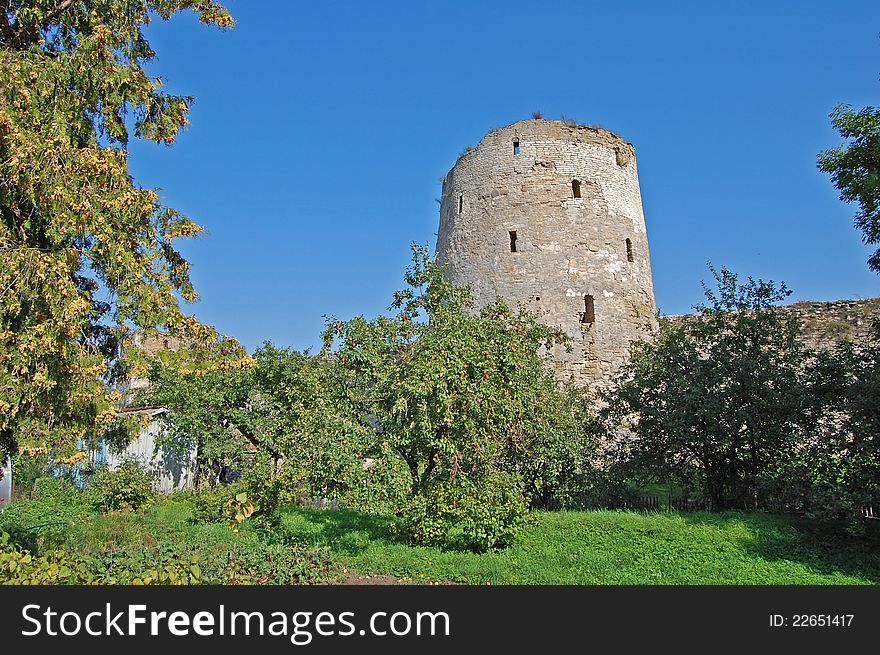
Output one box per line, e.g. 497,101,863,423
436,119,657,387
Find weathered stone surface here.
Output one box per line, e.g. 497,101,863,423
664,298,880,351
436,119,657,387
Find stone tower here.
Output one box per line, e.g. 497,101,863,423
436,119,657,387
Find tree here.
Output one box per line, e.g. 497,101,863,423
818,103,880,273
323,244,572,496
322,245,590,546
608,266,811,510
0,2,234,460
147,343,384,511
773,323,880,531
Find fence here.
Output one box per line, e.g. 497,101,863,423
590,493,878,519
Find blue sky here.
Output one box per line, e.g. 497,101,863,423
128,0,880,353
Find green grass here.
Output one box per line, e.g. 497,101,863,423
279,507,880,585
6,493,878,585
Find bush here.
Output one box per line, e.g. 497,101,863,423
10,453,53,494
208,541,333,585
0,478,91,552
398,471,528,551
189,481,248,525
31,477,79,504
90,459,154,512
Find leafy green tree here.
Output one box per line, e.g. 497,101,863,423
148,344,386,512
608,266,811,510
323,244,572,496
772,323,880,531
818,103,880,273
0,2,233,460
323,245,592,546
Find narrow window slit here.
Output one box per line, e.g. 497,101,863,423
626,238,633,262
513,139,520,155
581,295,595,324
572,179,582,198
458,195,463,214
509,230,518,253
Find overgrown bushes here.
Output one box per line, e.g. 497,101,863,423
89,459,154,512
606,267,880,532
399,471,529,551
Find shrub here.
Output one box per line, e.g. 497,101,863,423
31,477,78,504
398,471,528,551
0,533,102,584
189,481,247,525
10,453,53,494
0,478,91,552
90,459,154,512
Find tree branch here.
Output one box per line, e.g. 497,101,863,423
0,5,16,43
4,0,79,48
42,0,78,28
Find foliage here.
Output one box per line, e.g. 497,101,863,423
818,103,880,273
149,343,381,512
323,244,569,496
399,470,528,551
763,323,880,532
90,458,154,512
0,529,330,585
501,383,600,509
1,531,108,584
0,1,237,462
607,265,812,510
0,477,90,551
189,480,246,524
225,491,255,532
1,496,336,585
322,244,581,544
9,452,53,493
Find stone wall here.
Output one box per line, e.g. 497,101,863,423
663,297,880,350
436,119,657,388
784,298,880,350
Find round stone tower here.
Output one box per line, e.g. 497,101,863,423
436,119,657,388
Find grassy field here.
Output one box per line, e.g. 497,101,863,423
279,507,880,585
4,492,878,584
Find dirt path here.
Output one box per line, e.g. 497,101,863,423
339,571,460,585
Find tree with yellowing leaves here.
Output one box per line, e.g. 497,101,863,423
0,1,238,460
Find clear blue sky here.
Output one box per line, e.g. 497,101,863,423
128,0,880,353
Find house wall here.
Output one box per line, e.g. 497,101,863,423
0,458,11,508
107,417,196,494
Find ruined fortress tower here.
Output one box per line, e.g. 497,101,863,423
436,119,657,387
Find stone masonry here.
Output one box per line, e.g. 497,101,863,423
665,298,880,351
436,119,657,387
